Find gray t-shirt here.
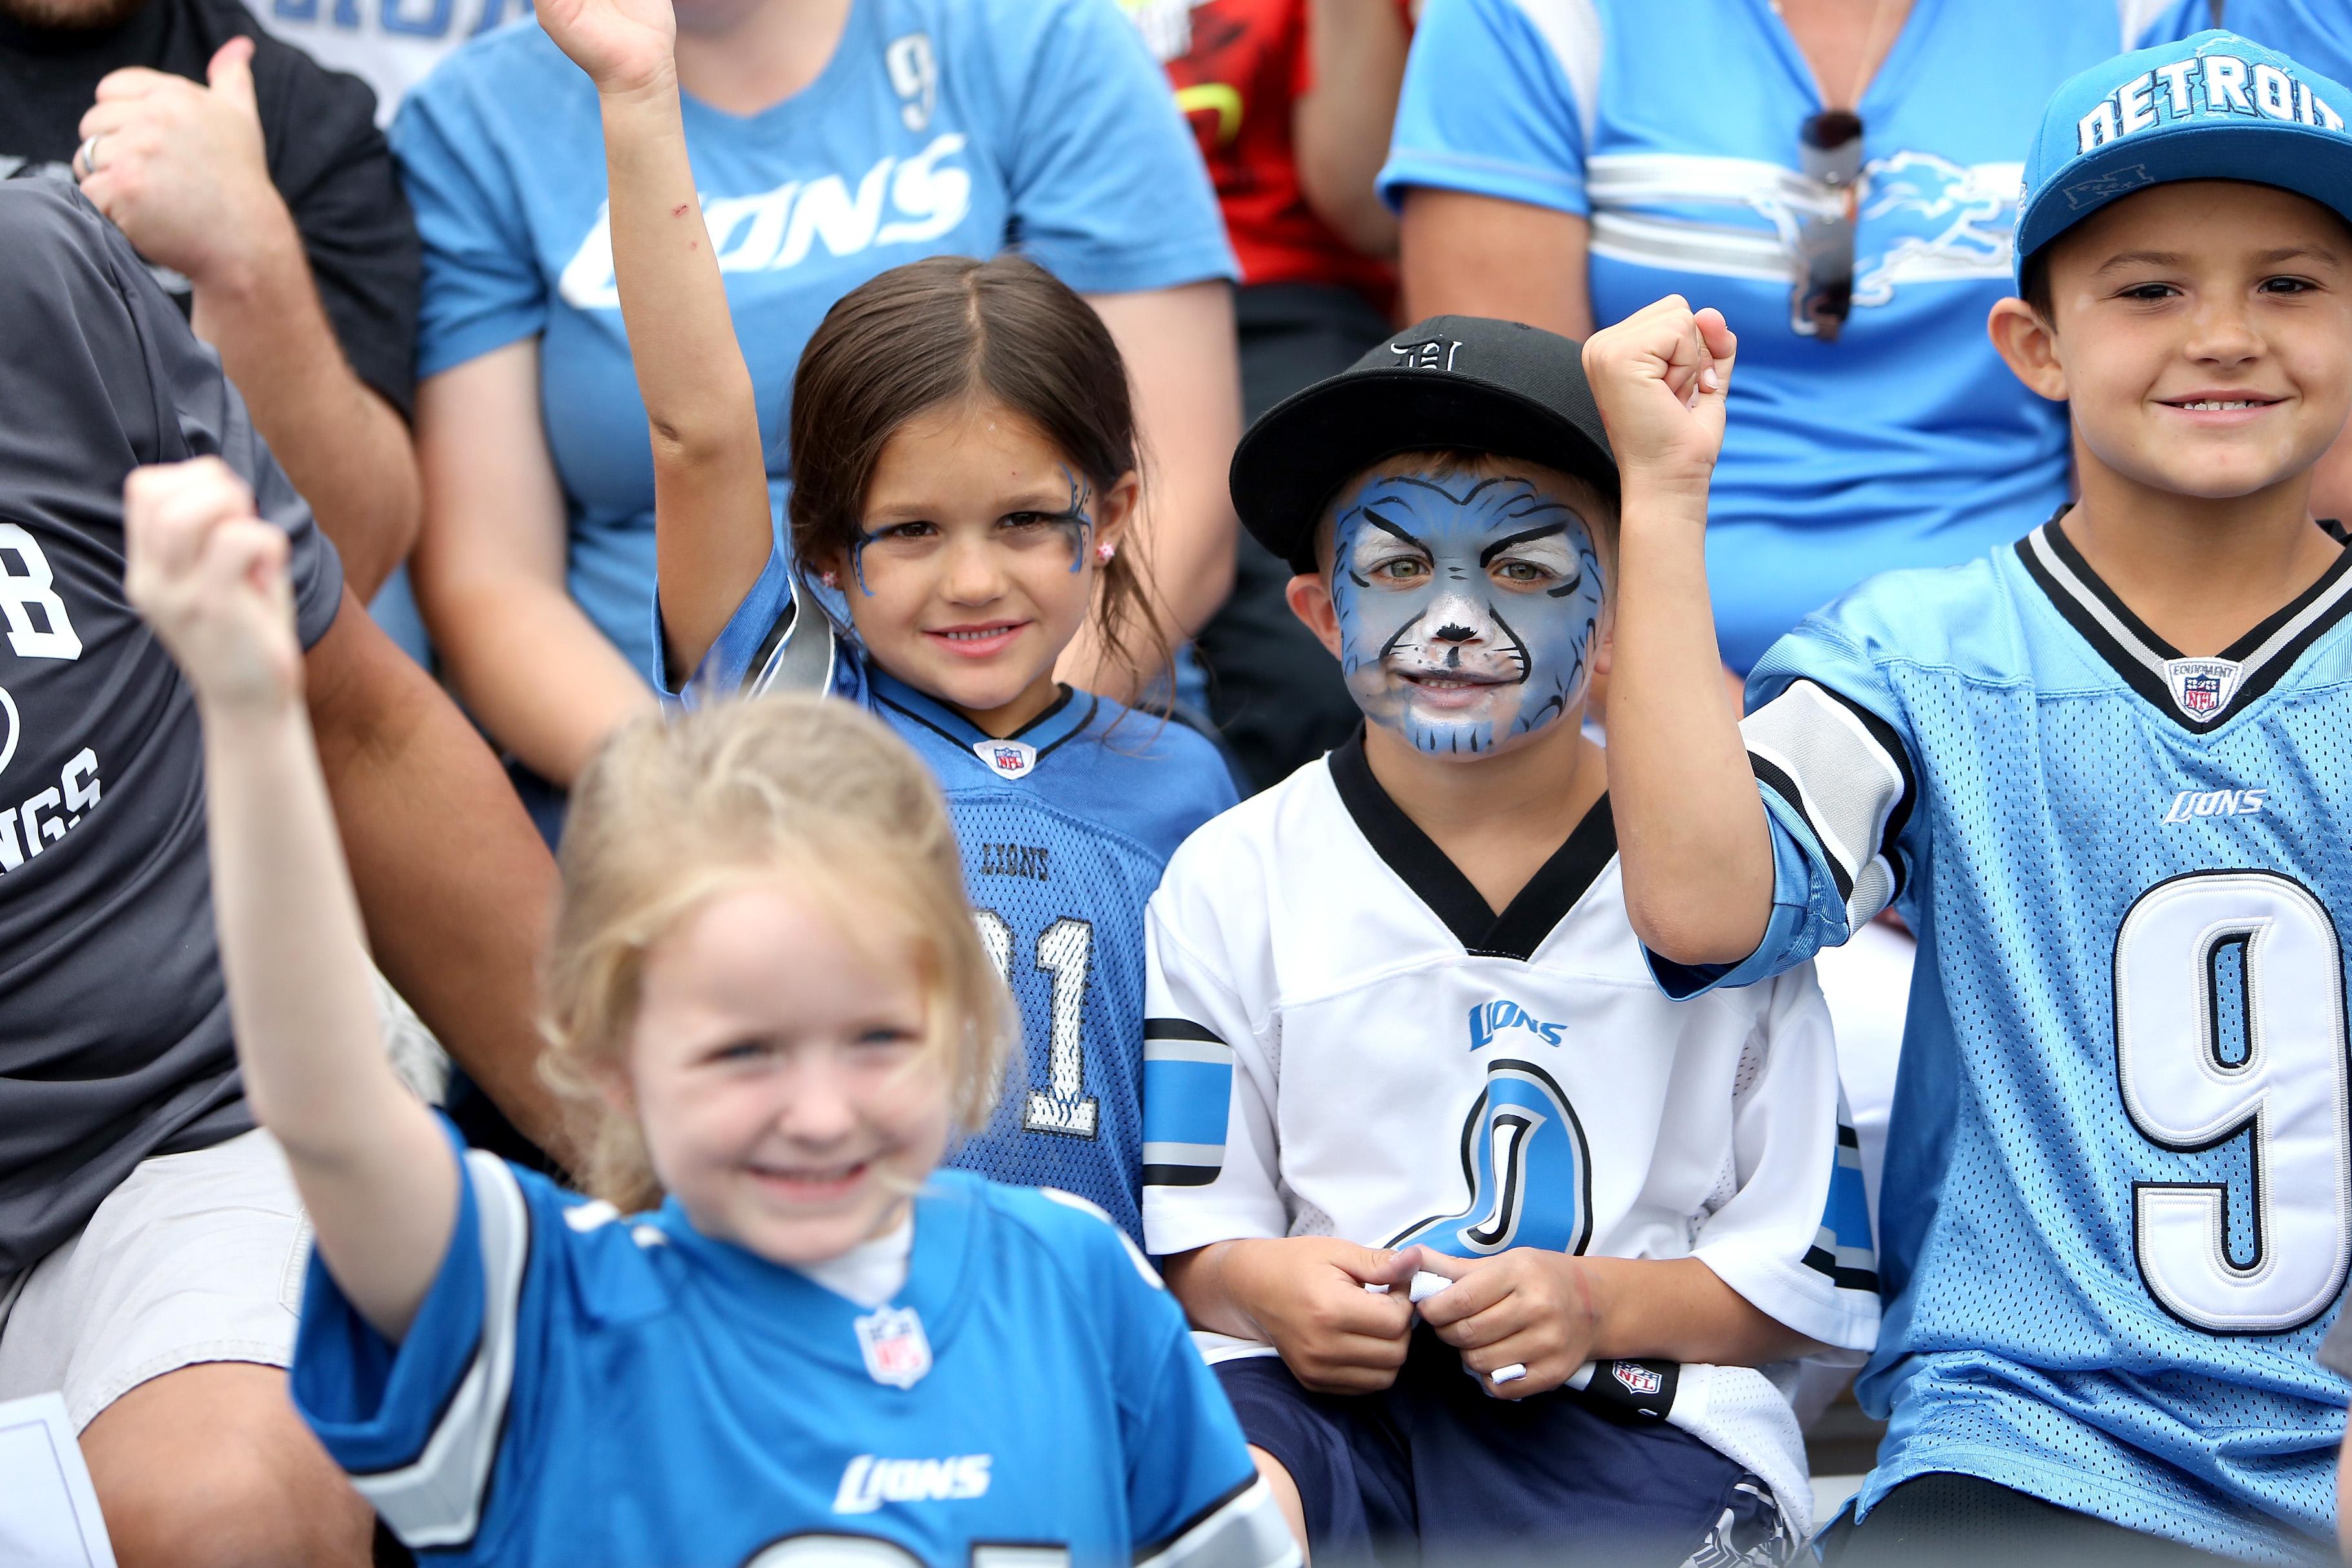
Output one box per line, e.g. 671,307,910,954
0,181,342,1277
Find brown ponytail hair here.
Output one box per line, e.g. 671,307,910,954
786,254,1169,698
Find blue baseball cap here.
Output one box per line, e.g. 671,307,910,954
2016,30,2352,283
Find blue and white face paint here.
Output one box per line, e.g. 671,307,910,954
1330,471,1604,757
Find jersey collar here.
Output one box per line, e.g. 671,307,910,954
651,1174,979,1381
1327,726,1618,963
2017,512,2352,734
867,667,1098,779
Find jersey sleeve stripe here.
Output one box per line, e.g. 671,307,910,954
354,1151,529,1551
1143,1019,1234,1189
1135,1475,1303,1568
1742,679,1913,923
1803,1121,1881,1294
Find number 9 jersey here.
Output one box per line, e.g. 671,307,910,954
1691,517,2352,1563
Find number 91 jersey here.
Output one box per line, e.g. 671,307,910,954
1710,519,2352,1563
861,668,1237,1243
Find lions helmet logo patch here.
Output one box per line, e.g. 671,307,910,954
1389,334,1463,373
1613,1362,1664,1397
853,1305,932,1389
974,739,1037,780
2164,657,2243,721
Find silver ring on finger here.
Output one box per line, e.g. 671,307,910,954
74,135,105,178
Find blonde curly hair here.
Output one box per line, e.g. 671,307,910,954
539,695,1012,1212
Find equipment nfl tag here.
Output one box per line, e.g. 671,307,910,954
973,739,1038,781
853,1305,933,1389
2162,657,2244,721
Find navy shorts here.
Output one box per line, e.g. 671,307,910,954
1216,1329,1785,1565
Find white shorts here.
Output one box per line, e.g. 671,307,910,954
0,1129,310,1432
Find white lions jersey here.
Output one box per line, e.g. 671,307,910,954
1141,732,1881,1535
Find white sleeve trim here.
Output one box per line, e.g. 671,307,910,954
357,1151,528,1550
1507,0,1603,147
1691,1243,1879,1357
1741,679,1908,927
1137,1476,1303,1568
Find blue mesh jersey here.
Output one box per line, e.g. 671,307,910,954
1677,518,2352,1563
671,561,1241,1243
292,1124,1293,1565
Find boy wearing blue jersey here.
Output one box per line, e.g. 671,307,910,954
1142,317,1881,1564
1596,30,2352,1566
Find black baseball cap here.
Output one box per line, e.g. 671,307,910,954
1230,315,1618,574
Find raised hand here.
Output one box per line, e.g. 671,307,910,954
122,458,303,713
1581,296,1738,499
535,0,679,96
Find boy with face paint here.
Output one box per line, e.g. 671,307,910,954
1142,316,1879,1563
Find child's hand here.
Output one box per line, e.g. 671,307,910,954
1224,1237,1419,1394
1406,1245,1599,1400
1581,296,1737,499
122,458,302,713
536,0,677,96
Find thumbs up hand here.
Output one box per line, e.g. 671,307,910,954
76,37,296,293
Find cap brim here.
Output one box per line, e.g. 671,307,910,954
1230,371,1621,575
2017,119,2352,278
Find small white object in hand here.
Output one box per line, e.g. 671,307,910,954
1490,1364,1528,1385
1408,1270,1452,1305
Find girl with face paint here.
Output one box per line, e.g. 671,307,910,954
532,2,1243,1251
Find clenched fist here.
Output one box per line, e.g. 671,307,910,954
1580,296,1738,500
122,458,303,713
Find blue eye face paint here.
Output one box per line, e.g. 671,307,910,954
848,466,1096,595
1329,472,1604,757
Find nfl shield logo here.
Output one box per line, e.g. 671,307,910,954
2162,657,2244,721
972,738,1037,780
853,1304,933,1389
1613,1362,1664,1398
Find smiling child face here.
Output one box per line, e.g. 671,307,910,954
1325,460,1607,759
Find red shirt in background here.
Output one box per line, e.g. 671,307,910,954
1131,0,1399,312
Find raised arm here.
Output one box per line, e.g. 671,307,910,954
123,458,456,1343
1582,297,1773,966
537,0,773,679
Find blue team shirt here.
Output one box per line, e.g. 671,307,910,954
1377,0,2205,671
1685,521,2352,1562
292,1126,1272,1565
390,0,1235,680
2204,1,2352,100
679,559,1240,1241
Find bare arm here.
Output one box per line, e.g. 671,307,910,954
1413,1248,1815,1390
411,343,656,785
1581,297,1772,965
124,459,456,1343
76,44,419,600
1066,281,1244,699
1293,0,1409,259
304,584,578,1168
1400,188,1591,336
536,0,772,678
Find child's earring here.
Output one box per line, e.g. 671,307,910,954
1094,541,1116,565
819,569,839,589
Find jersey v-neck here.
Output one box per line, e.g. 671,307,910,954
867,667,1100,768
2016,512,2352,734
1327,726,1617,963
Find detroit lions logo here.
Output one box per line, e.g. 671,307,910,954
1849,151,2019,309
1388,1060,1592,1258
1467,999,1567,1051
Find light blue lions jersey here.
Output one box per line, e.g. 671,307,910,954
1686,519,2352,1563
677,562,1239,1243
292,1126,1292,1567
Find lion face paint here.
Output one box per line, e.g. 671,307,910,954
1330,471,1604,757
